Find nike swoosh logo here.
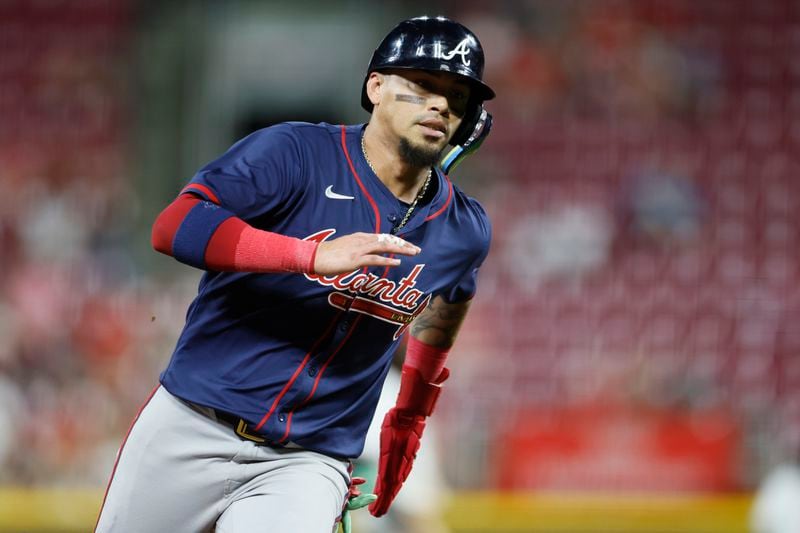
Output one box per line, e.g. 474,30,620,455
325,185,355,200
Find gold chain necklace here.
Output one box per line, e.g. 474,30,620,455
361,133,432,234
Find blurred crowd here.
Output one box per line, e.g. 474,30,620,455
1,0,799,503
435,0,800,491
456,0,723,123
0,0,192,485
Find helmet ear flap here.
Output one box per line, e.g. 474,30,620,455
440,106,492,174
449,98,482,147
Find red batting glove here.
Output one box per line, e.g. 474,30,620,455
369,366,449,517
369,409,427,517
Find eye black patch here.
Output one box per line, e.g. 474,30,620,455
395,94,427,105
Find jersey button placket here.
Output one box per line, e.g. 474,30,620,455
387,213,400,233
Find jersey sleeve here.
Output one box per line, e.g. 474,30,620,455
441,201,492,303
181,123,306,221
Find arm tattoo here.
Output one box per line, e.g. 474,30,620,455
410,296,471,348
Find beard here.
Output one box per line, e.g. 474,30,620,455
398,136,443,168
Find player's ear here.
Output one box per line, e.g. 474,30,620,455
366,72,385,107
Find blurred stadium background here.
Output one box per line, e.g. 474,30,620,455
1,0,799,531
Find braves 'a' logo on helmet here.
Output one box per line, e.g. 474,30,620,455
437,38,473,66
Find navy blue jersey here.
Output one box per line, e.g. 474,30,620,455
160,122,491,459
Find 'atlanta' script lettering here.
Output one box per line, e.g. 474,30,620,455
302,229,426,311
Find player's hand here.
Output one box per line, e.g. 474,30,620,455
314,232,421,276
340,477,377,533
368,408,427,517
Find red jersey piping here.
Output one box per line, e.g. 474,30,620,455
425,175,453,221
181,183,220,204
94,384,160,532
254,312,342,431
341,126,380,234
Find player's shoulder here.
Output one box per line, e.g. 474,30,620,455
448,180,492,251
234,122,344,167
243,121,337,143
450,181,491,233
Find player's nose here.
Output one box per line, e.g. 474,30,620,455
426,93,450,117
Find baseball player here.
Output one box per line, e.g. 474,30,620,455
95,15,494,533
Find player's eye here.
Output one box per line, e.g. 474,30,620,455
451,103,467,118
414,79,432,91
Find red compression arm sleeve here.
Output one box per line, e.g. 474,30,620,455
152,194,318,273
205,218,318,273
403,336,450,383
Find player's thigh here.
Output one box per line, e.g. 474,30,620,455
216,452,349,533
96,386,233,532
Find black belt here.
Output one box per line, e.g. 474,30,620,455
203,404,350,462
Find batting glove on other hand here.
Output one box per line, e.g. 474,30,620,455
369,366,449,517
340,477,377,533
368,409,427,517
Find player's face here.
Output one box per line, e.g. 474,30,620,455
378,69,471,164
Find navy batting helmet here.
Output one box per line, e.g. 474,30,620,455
360,16,496,112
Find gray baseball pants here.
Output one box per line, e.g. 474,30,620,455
95,385,351,533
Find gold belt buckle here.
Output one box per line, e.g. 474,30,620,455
235,419,267,443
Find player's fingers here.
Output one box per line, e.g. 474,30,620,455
367,234,421,255
360,254,402,268
369,245,419,258
376,233,417,249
